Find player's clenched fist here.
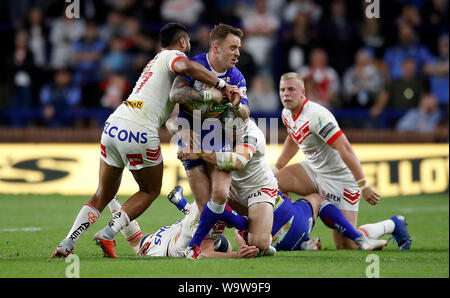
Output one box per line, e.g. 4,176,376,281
362,186,381,205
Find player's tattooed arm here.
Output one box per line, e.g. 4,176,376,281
169,76,223,104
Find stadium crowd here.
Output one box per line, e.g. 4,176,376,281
0,0,448,137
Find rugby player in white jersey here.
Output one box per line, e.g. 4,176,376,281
273,72,383,249
51,23,241,258
106,196,260,258
178,116,277,257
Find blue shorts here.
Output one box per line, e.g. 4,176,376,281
274,200,315,251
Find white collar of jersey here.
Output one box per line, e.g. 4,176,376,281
206,53,227,76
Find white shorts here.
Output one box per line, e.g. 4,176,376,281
100,116,162,170
300,161,360,212
230,184,277,208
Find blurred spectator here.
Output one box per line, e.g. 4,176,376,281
282,11,319,73
190,24,211,57
396,93,442,132
383,22,432,79
247,73,279,114
422,0,449,48
6,29,37,126
101,37,133,80
343,49,384,109
135,0,163,23
72,21,106,86
241,0,280,72
282,0,322,25
39,68,81,127
49,9,85,69
131,32,158,81
160,0,205,26
236,37,258,90
121,17,141,51
318,0,360,76
397,4,422,29
98,9,126,42
370,58,424,118
25,7,49,69
424,34,449,109
99,73,131,109
299,48,340,108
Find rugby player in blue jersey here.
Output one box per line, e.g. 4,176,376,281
168,24,253,258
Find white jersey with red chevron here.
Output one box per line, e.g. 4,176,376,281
111,49,187,134
228,120,278,207
232,119,278,192
281,99,352,179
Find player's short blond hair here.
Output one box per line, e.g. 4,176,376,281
280,72,305,88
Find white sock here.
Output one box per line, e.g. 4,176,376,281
207,200,225,214
66,203,100,243
109,209,130,233
108,198,142,253
358,219,395,239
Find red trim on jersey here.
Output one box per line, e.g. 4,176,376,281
100,144,106,158
171,56,188,73
291,99,308,122
281,114,290,128
126,230,143,242
326,130,343,145
239,144,255,153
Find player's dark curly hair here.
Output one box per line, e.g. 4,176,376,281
159,23,189,48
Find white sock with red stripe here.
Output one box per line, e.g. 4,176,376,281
357,219,395,239
108,198,142,253
65,203,100,244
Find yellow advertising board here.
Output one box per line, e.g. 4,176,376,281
0,143,448,197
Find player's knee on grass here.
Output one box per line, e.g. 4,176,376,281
248,232,271,251
333,231,359,250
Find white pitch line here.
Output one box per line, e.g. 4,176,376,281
0,227,41,232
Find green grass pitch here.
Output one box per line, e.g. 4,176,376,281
0,193,448,278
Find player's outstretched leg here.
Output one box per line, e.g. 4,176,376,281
168,185,190,215
390,215,412,250
51,161,122,258
94,162,163,258
108,197,143,254
319,201,387,250
359,215,411,250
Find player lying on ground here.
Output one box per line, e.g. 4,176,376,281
170,186,412,252
51,23,241,258
107,196,260,258
273,72,411,250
